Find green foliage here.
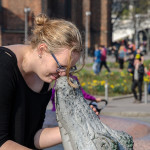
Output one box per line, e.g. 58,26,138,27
112,0,150,20
135,0,150,14
122,9,130,19
144,59,150,67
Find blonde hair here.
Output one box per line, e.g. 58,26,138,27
29,13,84,87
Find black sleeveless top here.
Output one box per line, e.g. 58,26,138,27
0,47,52,149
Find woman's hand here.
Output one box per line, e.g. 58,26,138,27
95,97,101,102
90,104,99,115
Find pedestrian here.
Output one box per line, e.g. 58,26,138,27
135,48,144,64
99,45,111,73
0,13,98,150
118,45,126,72
130,55,145,103
139,43,146,55
92,44,101,75
126,48,134,73
128,41,136,53
112,46,119,63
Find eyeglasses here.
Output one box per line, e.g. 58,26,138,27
51,52,77,73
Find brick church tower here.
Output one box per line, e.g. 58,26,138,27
0,0,112,54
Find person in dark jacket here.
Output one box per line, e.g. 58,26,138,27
130,54,145,103
126,48,135,73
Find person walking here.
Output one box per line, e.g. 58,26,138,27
126,48,134,73
92,44,101,75
99,45,111,73
130,55,145,103
0,13,87,150
112,46,119,63
135,48,144,64
118,45,126,72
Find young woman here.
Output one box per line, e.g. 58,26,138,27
0,13,87,150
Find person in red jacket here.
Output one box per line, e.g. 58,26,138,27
99,45,111,73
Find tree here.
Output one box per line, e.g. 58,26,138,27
112,0,150,50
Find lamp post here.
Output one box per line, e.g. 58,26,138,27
135,14,140,49
85,11,91,59
147,9,150,52
24,7,30,43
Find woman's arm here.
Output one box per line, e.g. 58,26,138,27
34,127,61,149
0,63,16,147
0,141,32,150
0,61,32,150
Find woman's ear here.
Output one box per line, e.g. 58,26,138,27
37,43,47,57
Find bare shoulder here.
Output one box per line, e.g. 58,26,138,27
4,45,28,61
4,44,25,53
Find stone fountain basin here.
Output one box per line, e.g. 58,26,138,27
100,116,150,150
43,110,150,150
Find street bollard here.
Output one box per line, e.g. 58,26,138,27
105,80,108,101
144,82,148,104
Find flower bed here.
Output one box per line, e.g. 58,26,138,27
75,60,150,97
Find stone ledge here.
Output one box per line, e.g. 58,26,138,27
96,93,148,101
101,111,150,117
110,94,134,101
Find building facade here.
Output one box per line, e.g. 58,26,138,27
0,0,112,54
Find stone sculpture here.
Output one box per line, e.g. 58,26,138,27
55,76,134,150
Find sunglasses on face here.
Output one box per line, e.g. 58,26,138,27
51,52,77,73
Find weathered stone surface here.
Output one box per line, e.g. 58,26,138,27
55,76,134,150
